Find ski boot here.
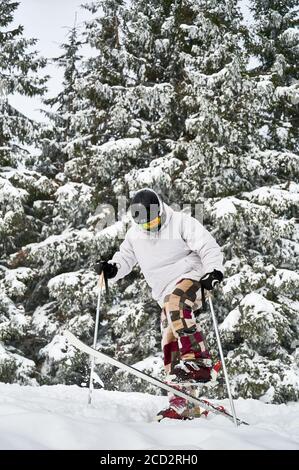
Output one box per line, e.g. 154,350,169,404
167,360,222,385
156,396,208,422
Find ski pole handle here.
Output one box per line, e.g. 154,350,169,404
98,272,105,289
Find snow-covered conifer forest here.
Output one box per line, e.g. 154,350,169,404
0,0,298,448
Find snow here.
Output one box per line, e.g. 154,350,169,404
212,197,238,219
271,269,299,289
180,24,199,39
39,334,70,363
281,27,299,47
133,355,164,378
0,346,36,386
0,176,28,209
220,308,241,332
48,271,80,291
31,303,59,336
55,182,93,206
26,230,76,251
275,84,299,105
0,383,298,449
98,138,142,153
126,156,183,192
0,266,34,297
23,227,93,265
1,168,57,197
222,272,243,294
95,219,128,239
245,185,299,208
240,293,276,315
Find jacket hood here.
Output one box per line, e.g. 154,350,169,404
131,192,173,234
159,202,173,230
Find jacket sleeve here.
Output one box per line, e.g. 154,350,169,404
181,214,224,275
110,231,137,283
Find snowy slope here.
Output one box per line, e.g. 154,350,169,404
0,384,298,450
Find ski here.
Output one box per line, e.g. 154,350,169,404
64,331,249,426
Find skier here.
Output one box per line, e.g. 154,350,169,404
95,188,224,420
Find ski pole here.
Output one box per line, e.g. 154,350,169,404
88,272,105,405
208,295,238,427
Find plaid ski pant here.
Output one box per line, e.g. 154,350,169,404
161,278,212,374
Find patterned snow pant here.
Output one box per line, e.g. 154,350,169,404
161,278,212,375
161,278,212,417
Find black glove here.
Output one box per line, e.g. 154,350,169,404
94,260,118,279
200,269,223,291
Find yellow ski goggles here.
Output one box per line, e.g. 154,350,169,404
140,215,161,230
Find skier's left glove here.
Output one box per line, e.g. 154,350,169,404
200,269,223,291
94,260,118,279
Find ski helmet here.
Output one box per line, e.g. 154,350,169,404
130,188,163,231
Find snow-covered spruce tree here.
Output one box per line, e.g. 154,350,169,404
63,0,244,391
0,0,57,384
20,0,257,392
63,0,192,206
36,22,96,238
0,0,50,257
126,1,299,402
249,0,299,152
8,2,132,387
38,23,83,179
8,25,96,386
206,0,299,403
21,0,180,390
68,0,264,394
197,2,299,402
11,0,298,400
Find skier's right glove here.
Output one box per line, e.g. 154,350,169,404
94,260,118,279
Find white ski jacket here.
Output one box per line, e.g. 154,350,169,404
110,203,224,307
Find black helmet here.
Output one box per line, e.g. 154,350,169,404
130,188,163,230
